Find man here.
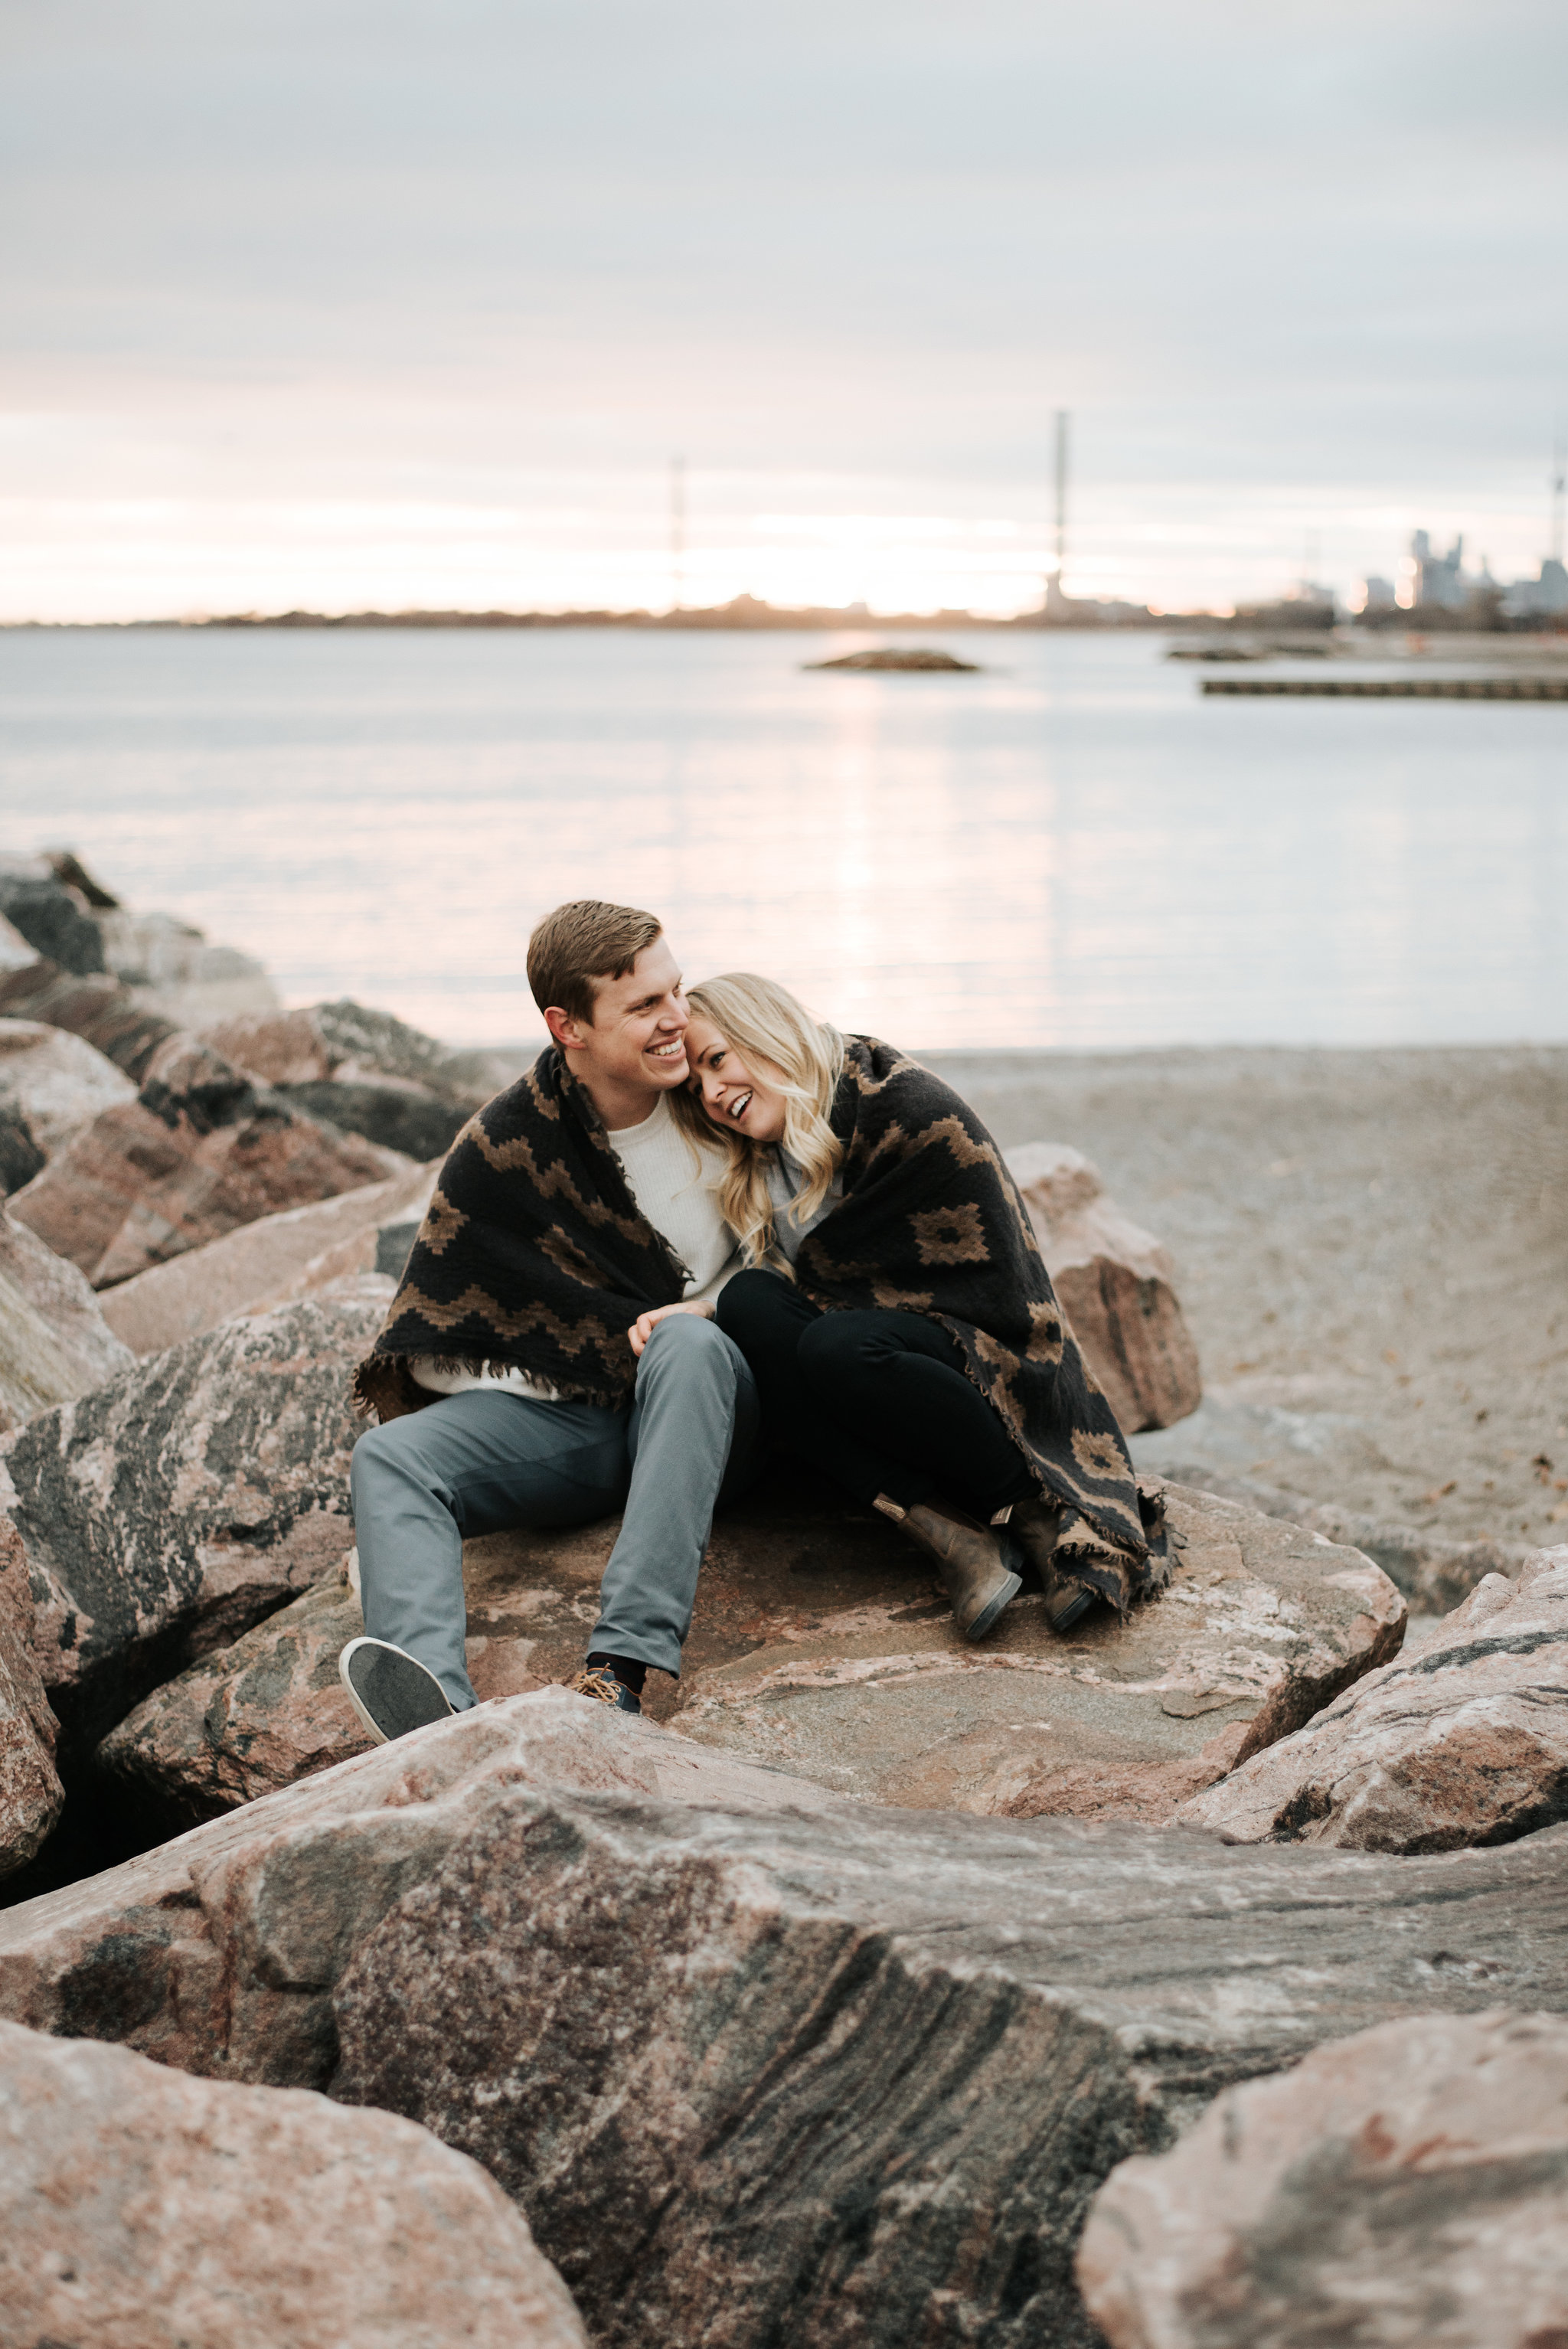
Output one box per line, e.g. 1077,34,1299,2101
338,899,759,1743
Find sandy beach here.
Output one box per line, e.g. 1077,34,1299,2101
930,1043,1568,1553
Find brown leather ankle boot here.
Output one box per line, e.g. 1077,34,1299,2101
1004,1494,1097,1635
877,1495,1021,1642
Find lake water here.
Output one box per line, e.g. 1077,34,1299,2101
0,626,1563,1050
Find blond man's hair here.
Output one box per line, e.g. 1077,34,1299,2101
527,900,664,1026
670,972,846,1268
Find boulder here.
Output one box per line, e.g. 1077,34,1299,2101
204,997,485,1098
440,1041,537,1095
0,2018,585,2349
8,1693,1568,2347
0,1204,133,1433
9,1033,408,1288
204,999,485,1154
0,1689,844,2080
0,864,105,976
1176,1546,1568,1851
0,848,279,1026
93,1529,564,1829
99,1578,373,1834
86,1458,978,1830
1009,1142,1202,1432
100,1162,438,1356
671,1478,1405,1818
258,1185,433,1299
35,848,120,910
273,1076,470,1160
0,1016,137,1177
0,1518,63,1880
0,958,182,1081
1077,2008,1568,2349
331,1789,1568,2349
0,1102,44,1194
96,903,279,1027
0,910,38,972
0,1292,383,1760
87,1474,1403,1834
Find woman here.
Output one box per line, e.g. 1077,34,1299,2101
633,973,1165,1641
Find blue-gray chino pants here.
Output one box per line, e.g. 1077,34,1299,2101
349,1314,761,1708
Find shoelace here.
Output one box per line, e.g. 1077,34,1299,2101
570,1664,628,1706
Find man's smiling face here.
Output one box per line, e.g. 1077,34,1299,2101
548,933,691,1119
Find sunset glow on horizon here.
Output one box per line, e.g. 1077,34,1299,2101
4,476,1563,626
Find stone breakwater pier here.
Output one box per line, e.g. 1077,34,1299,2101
1203,671,1568,698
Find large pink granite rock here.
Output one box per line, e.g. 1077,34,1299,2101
0,864,105,975
1008,1142,1202,1432
674,1481,1406,1818
96,1529,560,1832
98,1578,376,1834
1176,1546,1568,1851
7,1691,1568,2347
1077,2008,1568,2349
204,997,484,1097
0,2017,585,2349
0,956,180,1081
0,910,38,972
90,1478,1404,1832
10,1032,407,1288
203,1000,482,1158
332,1785,1568,2349
0,1016,136,1165
0,1204,132,1433
96,903,279,1027
0,1292,383,1759
100,1161,436,1355
0,1689,843,2085
0,1517,63,1880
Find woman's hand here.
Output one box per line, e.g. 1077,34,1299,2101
627,1298,717,1357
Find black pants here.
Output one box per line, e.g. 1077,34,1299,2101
715,1267,1037,1521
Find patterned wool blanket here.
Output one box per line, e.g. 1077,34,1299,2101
353,1049,688,1423
793,1038,1166,1610
354,1036,1163,1609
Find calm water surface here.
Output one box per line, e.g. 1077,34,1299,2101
0,627,1562,1050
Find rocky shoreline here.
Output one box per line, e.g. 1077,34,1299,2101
1,846,1565,2344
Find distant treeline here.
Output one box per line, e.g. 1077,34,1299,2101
11,595,1559,635
14,595,1187,633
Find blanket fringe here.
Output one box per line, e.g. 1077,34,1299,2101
350,1351,632,1425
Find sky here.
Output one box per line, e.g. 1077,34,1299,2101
3,0,1566,620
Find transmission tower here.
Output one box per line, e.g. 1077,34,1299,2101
670,455,687,612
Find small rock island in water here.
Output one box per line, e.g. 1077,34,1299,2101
803,645,980,671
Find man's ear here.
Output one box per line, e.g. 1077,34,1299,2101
544,1005,589,1051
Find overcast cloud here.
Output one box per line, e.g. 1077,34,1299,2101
3,0,1565,616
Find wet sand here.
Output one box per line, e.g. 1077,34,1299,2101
926,1044,1568,1553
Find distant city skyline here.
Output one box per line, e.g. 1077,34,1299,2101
3,1,1565,622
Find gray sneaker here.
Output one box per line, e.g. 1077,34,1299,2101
339,1636,456,1745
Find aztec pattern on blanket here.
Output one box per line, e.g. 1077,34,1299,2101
794,1037,1166,1610
352,1047,687,1422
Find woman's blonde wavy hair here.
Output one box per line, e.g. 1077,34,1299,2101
671,972,846,1267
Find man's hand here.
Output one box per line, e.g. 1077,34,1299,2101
627,1298,717,1357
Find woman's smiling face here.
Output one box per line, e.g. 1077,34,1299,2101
685,1014,788,1144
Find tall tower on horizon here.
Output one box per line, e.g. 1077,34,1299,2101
1055,409,1069,583
670,455,687,613
1041,409,1070,616
1551,430,1565,568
